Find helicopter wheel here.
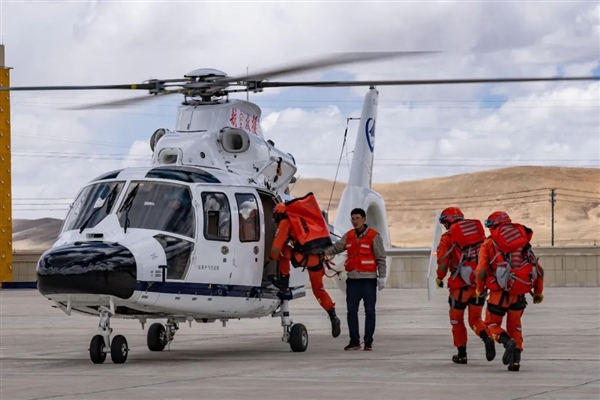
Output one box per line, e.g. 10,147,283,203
89,334,106,364
110,334,129,364
289,323,308,353
147,323,167,351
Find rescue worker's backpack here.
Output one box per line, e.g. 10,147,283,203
445,219,486,289
489,223,539,295
284,192,333,255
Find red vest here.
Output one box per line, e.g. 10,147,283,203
344,227,378,273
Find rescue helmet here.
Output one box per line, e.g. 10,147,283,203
439,207,464,225
273,202,286,221
484,211,511,228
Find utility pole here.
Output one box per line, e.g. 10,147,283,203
549,188,556,246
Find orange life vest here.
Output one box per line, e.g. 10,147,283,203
284,192,332,254
442,219,486,289
344,227,378,273
486,223,539,295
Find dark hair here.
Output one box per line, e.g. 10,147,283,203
350,208,366,218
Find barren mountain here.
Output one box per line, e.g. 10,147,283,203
12,166,600,251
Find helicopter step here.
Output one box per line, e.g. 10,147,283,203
88,299,129,364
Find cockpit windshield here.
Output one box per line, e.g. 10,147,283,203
62,181,125,233
116,180,196,238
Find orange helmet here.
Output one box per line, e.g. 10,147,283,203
439,207,464,225
273,202,286,221
485,211,511,228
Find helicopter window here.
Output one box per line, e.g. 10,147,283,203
201,192,231,242
235,193,260,242
62,181,125,233
116,181,196,238
153,234,193,280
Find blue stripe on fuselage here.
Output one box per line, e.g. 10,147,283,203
135,281,305,300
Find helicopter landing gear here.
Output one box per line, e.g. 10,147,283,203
147,319,179,352
280,300,308,353
89,305,129,364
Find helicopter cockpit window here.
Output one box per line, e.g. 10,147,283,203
235,193,260,242
201,192,231,242
62,181,125,233
116,181,195,239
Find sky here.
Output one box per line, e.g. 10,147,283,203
3,0,600,220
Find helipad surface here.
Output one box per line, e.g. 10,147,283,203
1,287,599,400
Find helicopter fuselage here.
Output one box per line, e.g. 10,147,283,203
37,165,309,321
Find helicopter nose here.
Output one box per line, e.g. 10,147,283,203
36,241,137,300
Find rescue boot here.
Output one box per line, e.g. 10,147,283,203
273,275,292,300
452,346,467,364
479,331,496,362
272,274,289,290
499,333,517,366
327,308,341,338
508,349,521,371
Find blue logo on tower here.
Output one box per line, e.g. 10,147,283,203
365,117,376,153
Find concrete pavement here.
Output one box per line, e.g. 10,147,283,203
1,287,599,400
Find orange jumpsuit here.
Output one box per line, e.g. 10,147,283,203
269,218,335,312
476,237,544,351
436,231,487,348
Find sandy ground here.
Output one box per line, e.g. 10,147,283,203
1,287,599,400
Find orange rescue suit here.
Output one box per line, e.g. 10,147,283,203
269,218,335,312
476,237,545,351
344,228,378,273
436,230,486,348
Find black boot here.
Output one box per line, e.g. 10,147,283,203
480,331,496,362
452,345,467,364
275,275,292,300
327,308,341,338
508,349,521,371
499,333,517,366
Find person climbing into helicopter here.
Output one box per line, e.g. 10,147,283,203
269,202,342,339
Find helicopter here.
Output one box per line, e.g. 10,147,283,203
3,51,599,365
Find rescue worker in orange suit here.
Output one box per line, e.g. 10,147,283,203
269,203,342,338
322,208,387,351
476,211,545,372
436,207,496,364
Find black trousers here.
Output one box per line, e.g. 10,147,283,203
346,278,377,345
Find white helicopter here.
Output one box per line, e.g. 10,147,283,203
4,52,598,364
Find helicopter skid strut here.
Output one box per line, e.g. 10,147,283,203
89,300,129,364
280,300,308,353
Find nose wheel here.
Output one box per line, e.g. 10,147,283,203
89,305,129,364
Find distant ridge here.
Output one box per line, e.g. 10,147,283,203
13,166,600,251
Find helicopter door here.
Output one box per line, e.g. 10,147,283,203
192,189,236,286
230,190,263,287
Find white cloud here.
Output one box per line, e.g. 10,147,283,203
4,1,599,221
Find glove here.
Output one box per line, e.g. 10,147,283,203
476,289,486,298
474,289,487,305
377,277,385,291
533,293,544,304
436,278,443,288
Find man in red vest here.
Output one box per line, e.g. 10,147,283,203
322,208,386,351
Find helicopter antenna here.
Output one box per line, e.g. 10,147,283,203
246,67,249,101
327,117,359,213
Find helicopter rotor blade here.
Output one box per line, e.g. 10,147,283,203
0,83,158,92
64,91,182,110
258,76,600,88
224,51,440,83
